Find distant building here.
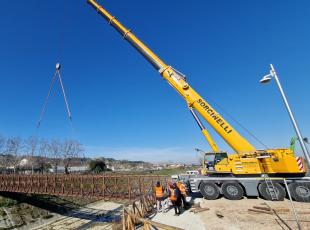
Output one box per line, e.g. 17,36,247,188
49,166,88,173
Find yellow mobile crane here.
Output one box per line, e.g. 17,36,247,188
87,0,310,201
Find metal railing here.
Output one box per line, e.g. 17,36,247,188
0,174,169,200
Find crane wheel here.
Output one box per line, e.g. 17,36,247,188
199,182,220,200
221,182,244,200
258,182,286,201
288,182,310,202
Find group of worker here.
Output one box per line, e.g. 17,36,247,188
155,180,189,215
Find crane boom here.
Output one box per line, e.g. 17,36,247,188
87,0,255,153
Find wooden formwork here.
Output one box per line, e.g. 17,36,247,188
121,194,184,230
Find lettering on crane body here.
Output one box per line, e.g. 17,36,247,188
196,99,233,134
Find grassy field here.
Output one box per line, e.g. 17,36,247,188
140,166,198,176
100,166,198,176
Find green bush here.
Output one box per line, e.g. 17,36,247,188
0,197,18,207
89,159,112,173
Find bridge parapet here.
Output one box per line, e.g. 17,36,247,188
0,174,169,200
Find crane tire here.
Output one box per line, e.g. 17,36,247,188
221,182,244,200
258,182,286,201
199,182,220,200
288,182,310,202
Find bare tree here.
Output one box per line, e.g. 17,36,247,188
0,135,85,175
6,137,24,173
49,139,62,174
0,135,7,168
0,134,6,154
25,136,38,174
37,139,50,174
61,140,83,174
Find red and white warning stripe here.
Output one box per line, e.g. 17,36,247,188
296,157,304,172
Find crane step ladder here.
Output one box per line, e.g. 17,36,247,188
263,175,279,201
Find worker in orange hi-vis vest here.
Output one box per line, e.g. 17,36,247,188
155,181,164,212
177,181,188,208
169,183,181,215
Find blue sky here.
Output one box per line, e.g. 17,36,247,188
0,0,309,163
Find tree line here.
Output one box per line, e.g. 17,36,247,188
0,134,84,174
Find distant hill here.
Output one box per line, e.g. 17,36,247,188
94,157,154,171
0,154,153,172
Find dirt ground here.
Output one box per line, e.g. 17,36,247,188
2,194,307,230
153,197,310,230
152,202,205,230
29,197,310,230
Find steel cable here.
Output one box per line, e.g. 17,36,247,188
205,96,269,149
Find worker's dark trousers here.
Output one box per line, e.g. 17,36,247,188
171,201,180,214
180,194,187,207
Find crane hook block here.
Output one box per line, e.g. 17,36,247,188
56,63,61,70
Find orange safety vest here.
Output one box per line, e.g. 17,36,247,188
155,186,163,198
169,188,177,201
177,183,186,195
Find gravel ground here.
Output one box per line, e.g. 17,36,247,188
197,197,310,230
150,197,310,230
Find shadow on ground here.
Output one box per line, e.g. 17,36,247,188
0,191,122,224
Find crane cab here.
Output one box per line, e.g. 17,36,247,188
201,149,307,176
201,152,229,175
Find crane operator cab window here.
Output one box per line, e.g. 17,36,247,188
204,152,228,171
